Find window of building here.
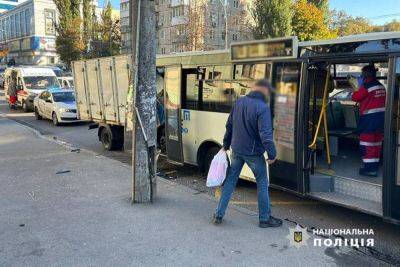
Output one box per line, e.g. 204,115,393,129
45,10,56,35
209,30,214,40
233,0,239,8
15,13,19,38
20,11,25,36
0,20,4,41
10,15,14,39
232,33,238,41
5,17,9,40
25,9,31,36
172,6,184,17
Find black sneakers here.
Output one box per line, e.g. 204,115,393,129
359,168,378,177
212,214,222,225
259,216,283,228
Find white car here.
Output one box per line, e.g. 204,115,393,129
33,89,80,126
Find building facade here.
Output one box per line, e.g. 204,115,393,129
120,0,130,54
0,0,58,65
157,0,252,54
120,0,252,55
0,0,28,13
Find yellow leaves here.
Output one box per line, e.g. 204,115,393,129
292,1,337,41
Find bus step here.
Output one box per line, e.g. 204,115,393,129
309,191,382,216
333,175,382,203
309,174,333,192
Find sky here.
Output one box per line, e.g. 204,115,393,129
102,0,400,25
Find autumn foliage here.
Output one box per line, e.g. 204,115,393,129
291,0,337,41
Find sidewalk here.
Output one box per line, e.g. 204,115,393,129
0,117,385,266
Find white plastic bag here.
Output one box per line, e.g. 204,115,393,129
206,150,228,187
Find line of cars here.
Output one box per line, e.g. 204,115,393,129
2,65,80,126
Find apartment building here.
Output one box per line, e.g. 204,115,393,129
120,0,130,54
120,0,252,55
160,0,252,54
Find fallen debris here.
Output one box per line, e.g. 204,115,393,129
56,170,71,175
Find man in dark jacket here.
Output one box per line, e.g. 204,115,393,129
213,79,282,228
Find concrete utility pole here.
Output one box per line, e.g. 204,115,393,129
130,0,157,203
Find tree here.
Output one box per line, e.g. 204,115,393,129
54,0,85,67
383,20,400,31
307,0,329,22
292,1,337,41
251,0,292,39
82,0,96,55
330,10,373,36
186,0,206,51
91,3,122,57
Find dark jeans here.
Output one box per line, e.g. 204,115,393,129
215,152,271,222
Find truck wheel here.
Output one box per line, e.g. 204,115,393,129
52,112,60,126
100,127,113,151
204,147,220,174
34,107,42,120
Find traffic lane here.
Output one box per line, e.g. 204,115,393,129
2,91,399,264
0,91,101,153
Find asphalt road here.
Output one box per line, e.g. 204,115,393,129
1,90,400,265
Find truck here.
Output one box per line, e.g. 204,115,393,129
72,55,133,150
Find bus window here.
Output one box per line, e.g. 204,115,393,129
213,65,231,80
202,80,233,113
185,73,200,110
234,63,271,80
272,63,301,164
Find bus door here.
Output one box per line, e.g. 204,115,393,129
384,56,400,221
270,61,302,191
164,66,184,164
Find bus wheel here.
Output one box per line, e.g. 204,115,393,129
204,147,220,174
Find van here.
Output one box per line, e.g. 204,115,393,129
4,66,61,111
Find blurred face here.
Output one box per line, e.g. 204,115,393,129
254,85,271,97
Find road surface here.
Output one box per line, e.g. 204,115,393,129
1,90,399,265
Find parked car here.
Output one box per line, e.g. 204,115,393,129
33,89,80,126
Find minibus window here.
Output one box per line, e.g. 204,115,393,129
234,63,270,80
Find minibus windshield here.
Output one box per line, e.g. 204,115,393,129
24,76,60,90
